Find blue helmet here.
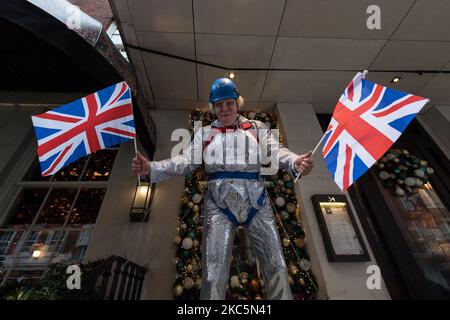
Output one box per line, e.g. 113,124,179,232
209,78,240,104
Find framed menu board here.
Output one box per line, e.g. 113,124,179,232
311,195,370,262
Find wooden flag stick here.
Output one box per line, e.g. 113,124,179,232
293,133,327,183
133,138,141,186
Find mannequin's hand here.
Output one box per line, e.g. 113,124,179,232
132,151,150,175
294,151,314,176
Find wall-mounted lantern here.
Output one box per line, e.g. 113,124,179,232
130,182,154,222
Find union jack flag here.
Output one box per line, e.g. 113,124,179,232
31,81,136,176
322,72,429,191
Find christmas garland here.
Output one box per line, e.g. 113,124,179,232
375,148,434,197
173,111,318,300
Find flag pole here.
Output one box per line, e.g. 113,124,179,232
293,133,327,183
133,138,141,186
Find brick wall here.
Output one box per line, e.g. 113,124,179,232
69,0,113,29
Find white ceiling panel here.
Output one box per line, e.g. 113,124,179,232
119,23,139,47
279,0,415,39
371,40,450,70
127,0,193,32
136,32,195,59
193,0,285,35
392,0,450,41
419,74,450,105
110,0,450,112
262,71,355,103
141,53,197,100
127,48,154,104
271,37,385,69
197,65,267,102
442,61,450,71
110,0,133,25
196,34,276,68
364,72,435,95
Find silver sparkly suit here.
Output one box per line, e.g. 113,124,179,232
150,115,299,300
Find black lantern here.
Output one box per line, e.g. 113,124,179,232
130,182,154,222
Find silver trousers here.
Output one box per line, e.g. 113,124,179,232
200,188,292,300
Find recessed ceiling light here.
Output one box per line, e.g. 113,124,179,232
391,76,401,84
228,72,236,79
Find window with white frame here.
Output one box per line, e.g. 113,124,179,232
0,231,15,256
107,21,128,61
0,148,118,284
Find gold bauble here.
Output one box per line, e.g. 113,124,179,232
194,171,203,180
186,264,193,272
174,284,184,297
288,276,294,286
192,239,200,248
295,238,305,248
286,203,296,213
288,264,299,276
193,204,200,213
188,201,194,208
239,272,249,282
182,277,193,290
298,278,305,286
195,277,202,289
174,236,182,245
282,237,291,247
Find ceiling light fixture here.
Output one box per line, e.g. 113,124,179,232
391,76,401,84
228,72,236,79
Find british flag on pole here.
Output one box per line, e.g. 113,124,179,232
31,81,136,176
322,72,429,191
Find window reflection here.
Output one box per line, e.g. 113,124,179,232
376,178,450,290
36,189,77,225
7,189,48,225
69,188,106,225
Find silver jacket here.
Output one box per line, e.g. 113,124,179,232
149,115,299,214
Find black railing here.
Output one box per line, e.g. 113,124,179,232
84,255,148,300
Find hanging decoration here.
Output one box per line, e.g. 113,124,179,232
375,148,434,197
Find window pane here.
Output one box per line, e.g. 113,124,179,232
7,189,48,226
81,149,118,181
7,268,45,282
51,157,88,181
19,230,40,253
36,189,77,225
0,231,15,255
58,230,89,264
0,230,24,256
46,230,67,253
69,188,105,225
375,177,450,290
